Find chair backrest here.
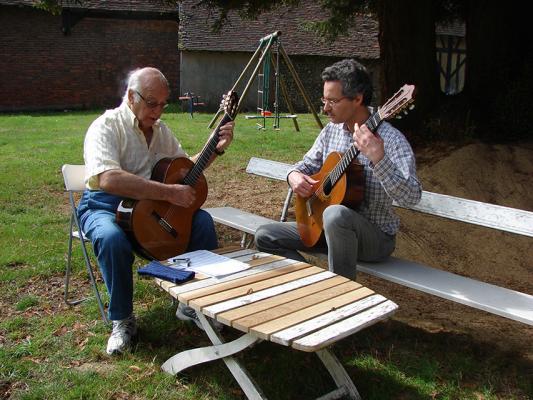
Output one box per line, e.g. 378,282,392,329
62,164,86,192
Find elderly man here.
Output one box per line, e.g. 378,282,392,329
255,59,421,280
77,67,234,354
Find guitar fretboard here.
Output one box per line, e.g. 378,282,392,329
324,110,383,192
183,112,233,186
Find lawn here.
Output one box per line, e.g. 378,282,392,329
0,108,530,399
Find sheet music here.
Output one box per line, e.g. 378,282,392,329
166,250,251,278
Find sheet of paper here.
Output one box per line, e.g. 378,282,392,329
166,250,251,278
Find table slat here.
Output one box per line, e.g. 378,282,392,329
291,300,398,352
201,271,337,318
232,281,362,331
271,294,388,346
250,287,374,340
179,262,312,303
216,276,347,325
187,266,323,308
167,258,299,297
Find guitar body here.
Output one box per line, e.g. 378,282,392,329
116,157,208,260
294,151,364,248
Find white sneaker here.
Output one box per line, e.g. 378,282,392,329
106,314,137,355
176,303,223,331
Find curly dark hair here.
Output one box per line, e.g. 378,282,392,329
321,59,373,106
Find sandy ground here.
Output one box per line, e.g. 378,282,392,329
205,141,533,360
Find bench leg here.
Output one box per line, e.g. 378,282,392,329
162,313,267,400
316,349,361,400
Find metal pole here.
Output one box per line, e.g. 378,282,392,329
234,35,277,116
270,51,300,132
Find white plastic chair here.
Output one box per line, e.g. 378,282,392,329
61,164,108,323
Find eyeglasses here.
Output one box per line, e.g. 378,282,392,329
320,96,352,107
135,91,168,110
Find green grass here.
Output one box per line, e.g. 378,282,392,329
0,108,531,399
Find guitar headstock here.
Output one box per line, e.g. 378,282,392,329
378,84,415,120
220,90,239,119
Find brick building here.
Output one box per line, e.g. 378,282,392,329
0,0,179,112
0,0,380,113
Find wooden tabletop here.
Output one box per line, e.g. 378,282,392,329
155,247,398,352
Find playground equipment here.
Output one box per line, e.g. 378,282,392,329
208,31,323,132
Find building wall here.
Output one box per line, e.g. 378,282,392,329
180,50,381,114
0,5,179,112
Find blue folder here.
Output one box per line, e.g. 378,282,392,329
138,260,195,284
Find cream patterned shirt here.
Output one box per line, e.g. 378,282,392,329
83,102,188,189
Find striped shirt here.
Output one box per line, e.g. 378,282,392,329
291,120,421,235
83,102,188,190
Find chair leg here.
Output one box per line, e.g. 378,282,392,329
64,215,108,324
64,216,88,306
79,237,108,324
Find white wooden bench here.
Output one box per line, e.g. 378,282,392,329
205,157,533,326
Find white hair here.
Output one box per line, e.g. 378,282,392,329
122,67,169,104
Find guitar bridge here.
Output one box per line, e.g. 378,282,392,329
151,211,178,238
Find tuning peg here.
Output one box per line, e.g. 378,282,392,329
396,115,402,119
409,104,415,110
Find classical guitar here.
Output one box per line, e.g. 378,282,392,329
294,84,415,247
116,91,239,260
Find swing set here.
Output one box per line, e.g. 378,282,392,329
208,31,323,132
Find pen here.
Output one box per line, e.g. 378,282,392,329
170,257,191,267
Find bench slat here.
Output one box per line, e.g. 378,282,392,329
246,157,292,181
396,191,533,237
358,257,533,325
204,206,275,234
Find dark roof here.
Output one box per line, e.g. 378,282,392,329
179,0,379,59
0,0,178,14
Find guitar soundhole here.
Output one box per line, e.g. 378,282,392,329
323,178,333,196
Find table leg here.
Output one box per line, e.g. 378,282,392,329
162,313,268,400
316,349,361,400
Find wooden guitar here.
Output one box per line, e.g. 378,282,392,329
295,84,415,247
116,91,239,260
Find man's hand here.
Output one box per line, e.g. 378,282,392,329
288,171,318,198
164,184,196,208
216,121,235,153
353,123,384,165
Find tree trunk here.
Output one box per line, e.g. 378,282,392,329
377,0,440,135
465,0,532,140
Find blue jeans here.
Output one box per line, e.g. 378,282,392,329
78,190,217,321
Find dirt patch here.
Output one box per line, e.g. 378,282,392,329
205,141,533,359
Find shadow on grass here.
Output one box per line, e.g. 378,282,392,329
134,305,533,399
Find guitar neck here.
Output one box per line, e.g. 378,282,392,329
327,111,383,187
183,112,233,186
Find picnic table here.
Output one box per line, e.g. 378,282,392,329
154,247,398,399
